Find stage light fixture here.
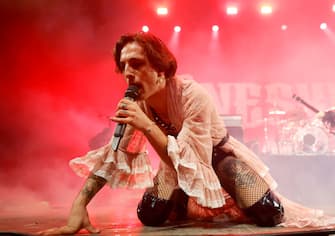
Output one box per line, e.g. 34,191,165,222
142,25,150,32
332,4,335,12
260,5,273,15
212,25,219,32
226,6,238,15
320,22,327,30
156,7,168,15
174,26,181,32
281,25,288,31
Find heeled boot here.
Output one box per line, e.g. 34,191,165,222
244,190,284,227
137,192,173,226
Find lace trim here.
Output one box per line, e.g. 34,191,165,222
69,147,154,189
167,135,225,208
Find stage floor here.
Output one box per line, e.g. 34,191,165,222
1,199,335,236
1,211,335,236
1,155,335,235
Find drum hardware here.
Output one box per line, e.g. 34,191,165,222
262,117,277,154
268,109,286,116
292,94,319,113
292,95,335,133
293,120,329,155
262,109,287,154
262,104,311,155
291,94,334,154
263,95,334,155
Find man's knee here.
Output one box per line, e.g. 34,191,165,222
137,192,173,226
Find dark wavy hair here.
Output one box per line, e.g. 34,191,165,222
113,32,177,79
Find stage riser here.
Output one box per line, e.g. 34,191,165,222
261,154,335,214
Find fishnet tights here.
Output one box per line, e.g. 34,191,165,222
214,155,269,208
146,170,176,200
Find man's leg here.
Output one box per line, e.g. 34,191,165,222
137,170,188,226
213,155,284,226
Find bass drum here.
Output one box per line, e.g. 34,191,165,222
293,120,329,154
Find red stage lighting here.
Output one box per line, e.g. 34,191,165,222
156,7,168,15
174,26,181,32
226,6,238,15
142,25,150,32
260,5,273,15
281,25,288,31
320,22,328,30
212,25,219,32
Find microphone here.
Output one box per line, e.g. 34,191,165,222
111,85,140,151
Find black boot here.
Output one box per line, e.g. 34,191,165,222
244,190,284,227
137,192,173,226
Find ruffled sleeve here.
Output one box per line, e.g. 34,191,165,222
165,77,226,208
69,125,154,189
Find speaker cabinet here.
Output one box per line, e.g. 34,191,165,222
221,115,244,143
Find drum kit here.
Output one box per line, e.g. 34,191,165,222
262,95,335,155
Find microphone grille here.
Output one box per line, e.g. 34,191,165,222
125,85,140,99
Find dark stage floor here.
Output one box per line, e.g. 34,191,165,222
1,210,335,236
1,194,335,236
1,155,335,235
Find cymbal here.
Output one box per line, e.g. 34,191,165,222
268,110,286,115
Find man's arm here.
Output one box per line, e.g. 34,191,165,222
38,174,107,235
74,174,107,206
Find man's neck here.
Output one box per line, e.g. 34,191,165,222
147,87,167,115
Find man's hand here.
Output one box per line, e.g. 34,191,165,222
38,175,106,235
38,204,100,235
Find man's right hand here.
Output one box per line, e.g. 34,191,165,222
38,204,100,235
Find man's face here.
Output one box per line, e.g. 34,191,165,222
119,41,163,100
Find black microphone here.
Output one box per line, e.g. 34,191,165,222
111,85,140,151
